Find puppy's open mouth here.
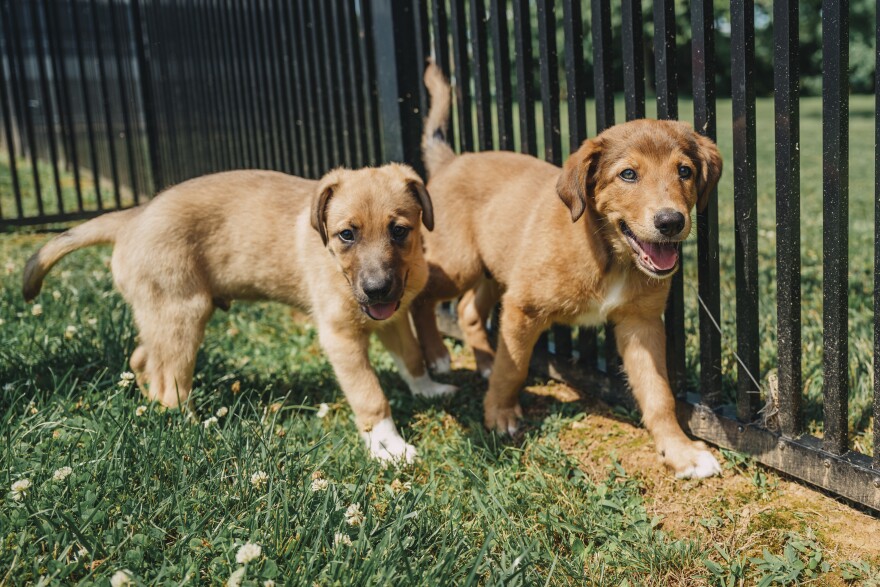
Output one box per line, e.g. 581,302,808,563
361,300,401,321
620,221,679,277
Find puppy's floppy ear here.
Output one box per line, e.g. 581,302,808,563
693,132,723,213
556,138,601,223
312,169,343,246
394,164,435,231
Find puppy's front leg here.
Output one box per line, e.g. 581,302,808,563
613,315,721,479
377,317,457,399
484,301,549,435
318,322,417,463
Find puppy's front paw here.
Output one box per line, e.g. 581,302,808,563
484,402,523,436
361,418,418,464
664,441,722,479
411,376,458,399
429,354,452,374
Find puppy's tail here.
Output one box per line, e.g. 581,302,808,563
23,207,141,302
422,60,456,178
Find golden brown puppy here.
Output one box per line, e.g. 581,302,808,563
412,64,723,478
23,166,455,462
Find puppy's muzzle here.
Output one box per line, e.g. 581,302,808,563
357,272,404,321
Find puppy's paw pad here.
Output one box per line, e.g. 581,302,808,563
413,380,457,399
429,355,452,374
674,450,722,479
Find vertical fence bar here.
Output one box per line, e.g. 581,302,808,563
226,0,251,169
265,0,287,171
652,0,685,396
513,0,536,155
307,0,331,172
330,1,353,168
875,0,880,469
275,0,298,173
90,0,120,207
730,0,760,421
43,0,72,172
0,32,22,218
822,0,850,455
131,0,161,192
341,0,365,167
620,0,645,120
449,0,473,153
471,0,493,151
154,1,181,184
412,0,431,127
691,0,721,404
775,0,803,437
188,0,214,174
208,0,234,171
30,0,64,214
537,0,568,357
371,0,425,176
7,0,44,216
108,0,139,202
356,0,382,166
564,0,592,366
430,0,455,151
316,0,341,169
489,0,513,151
591,0,613,132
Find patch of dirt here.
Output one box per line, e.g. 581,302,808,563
526,381,880,566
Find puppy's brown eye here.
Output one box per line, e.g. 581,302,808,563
339,229,355,243
619,169,637,182
678,165,692,179
391,225,409,241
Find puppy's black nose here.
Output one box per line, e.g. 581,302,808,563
654,208,686,236
362,277,394,301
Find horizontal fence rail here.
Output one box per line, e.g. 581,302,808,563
1,0,878,512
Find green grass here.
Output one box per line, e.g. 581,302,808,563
1,95,879,584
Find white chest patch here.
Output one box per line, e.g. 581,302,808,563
575,275,627,327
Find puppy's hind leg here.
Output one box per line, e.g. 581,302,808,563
133,296,213,412
458,278,501,379
377,316,457,399
411,297,452,374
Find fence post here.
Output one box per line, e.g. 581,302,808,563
370,0,424,178
131,0,162,192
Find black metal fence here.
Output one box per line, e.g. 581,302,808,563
1,0,878,512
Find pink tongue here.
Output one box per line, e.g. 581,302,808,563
367,301,398,320
640,241,678,270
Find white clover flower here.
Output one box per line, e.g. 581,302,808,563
235,542,262,564
31,304,43,317
315,403,330,418
87,317,98,326
202,416,218,428
10,478,31,501
0,318,5,326
135,405,147,417
2,383,13,392
390,478,412,494
52,290,62,301
334,532,352,547
60,270,72,280
64,325,77,339
118,372,135,388
311,477,329,492
250,471,269,488
110,570,132,587
345,503,365,527
263,581,276,587
53,466,73,482
227,567,246,587
27,401,38,415
74,546,89,561
216,406,228,418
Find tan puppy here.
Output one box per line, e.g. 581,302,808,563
412,64,723,478
23,166,455,462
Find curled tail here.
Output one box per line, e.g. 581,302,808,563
422,61,456,177
22,207,142,301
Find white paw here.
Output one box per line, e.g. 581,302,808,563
429,355,451,374
361,418,418,464
674,450,722,479
410,374,457,399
